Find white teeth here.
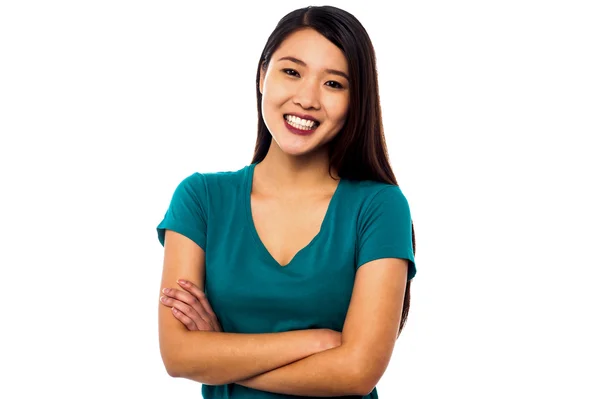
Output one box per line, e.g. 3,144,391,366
285,114,317,130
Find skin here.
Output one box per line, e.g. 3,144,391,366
254,26,350,196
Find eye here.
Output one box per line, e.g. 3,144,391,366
282,68,300,77
326,81,344,89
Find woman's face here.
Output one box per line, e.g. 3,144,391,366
259,28,350,157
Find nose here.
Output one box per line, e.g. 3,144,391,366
293,78,321,110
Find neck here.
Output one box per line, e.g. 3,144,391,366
254,140,339,197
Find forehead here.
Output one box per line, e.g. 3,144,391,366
274,28,348,72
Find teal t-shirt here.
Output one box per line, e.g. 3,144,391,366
157,162,416,399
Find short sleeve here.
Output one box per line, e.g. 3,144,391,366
156,173,208,251
356,185,416,280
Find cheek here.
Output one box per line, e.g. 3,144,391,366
324,97,349,123
263,76,290,105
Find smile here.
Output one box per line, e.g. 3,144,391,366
283,114,319,136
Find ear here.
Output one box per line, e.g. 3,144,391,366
259,62,266,94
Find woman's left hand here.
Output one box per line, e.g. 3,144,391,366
159,280,223,332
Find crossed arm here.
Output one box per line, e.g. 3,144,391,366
233,342,365,396
159,231,409,397
232,258,407,397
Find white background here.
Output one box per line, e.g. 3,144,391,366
1,0,599,398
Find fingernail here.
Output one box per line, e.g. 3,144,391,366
160,296,166,302
178,280,187,285
162,288,169,294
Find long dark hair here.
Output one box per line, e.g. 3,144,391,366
251,5,416,337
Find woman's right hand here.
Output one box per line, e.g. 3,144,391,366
160,279,223,332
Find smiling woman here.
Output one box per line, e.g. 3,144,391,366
259,28,350,154
156,5,417,399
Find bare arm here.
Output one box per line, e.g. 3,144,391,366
231,258,409,397
159,230,327,385
166,329,328,385
235,343,365,397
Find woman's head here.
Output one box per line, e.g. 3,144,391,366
252,5,396,184
258,27,350,159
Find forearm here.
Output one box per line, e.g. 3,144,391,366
234,344,365,397
167,329,323,385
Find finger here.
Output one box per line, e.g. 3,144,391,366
161,296,212,331
177,280,222,330
171,307,198,331
162,287,199,308
160,296,206,327
177,280,218,317
162,288,214,325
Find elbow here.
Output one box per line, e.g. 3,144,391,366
347,351,384,396
165,365,181,378
159,346,194,380
340,354,373,396
355,381,376,397
161,351,184,378
159,325,186,378
159,337,187,378
161,351,218,384
352,369,379,397
351,369,377,397
159,330,207,381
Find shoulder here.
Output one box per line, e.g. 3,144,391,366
342,179,412,235
343,179,409,210
200,163,250,187
167,171,205,198
175,163,250,194
169,164,253,215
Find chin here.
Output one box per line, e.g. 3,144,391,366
278,144,315,157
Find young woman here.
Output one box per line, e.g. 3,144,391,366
156,5,417,398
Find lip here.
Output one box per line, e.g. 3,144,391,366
283,115,318,136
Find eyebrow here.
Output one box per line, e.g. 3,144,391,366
277,56,350,81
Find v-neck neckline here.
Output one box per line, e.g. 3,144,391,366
244,162,344,269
